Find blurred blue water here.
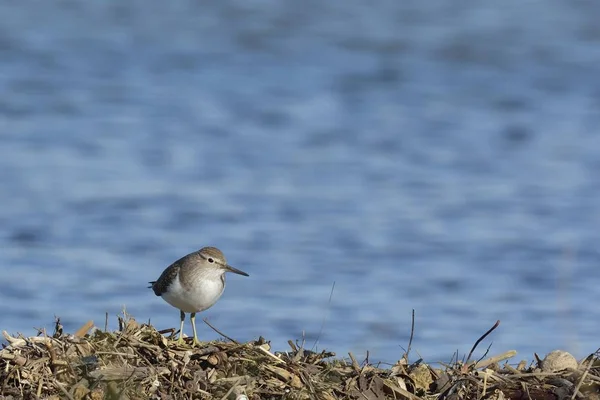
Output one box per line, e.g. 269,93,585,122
1,1,600,363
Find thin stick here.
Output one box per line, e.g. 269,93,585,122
348,352,361,373
482,368,490,398
312,281,336,351
405,309,415,360
218,378,243,400
54,380,75,400
37,377,43,398
473,342,494,367
202,318,239,344
466,320,500,363
571,356,593,400
473,350,517,370
257,346,286,364
74,321,94,338
287,340,298,352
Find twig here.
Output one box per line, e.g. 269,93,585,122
2,331,62,349
37,377,43,398
348,352,361,373
504,363,522,375
584,373,600,383
94,351,142,357
74,320,94,338
522,381,531,399
473,342,494,368
481,368,491,398
404,309,415,361
194,346,222,357
287,340,298,352
218,377,243,400
53,380,75,400
466,320,500,363
299,331,306,351
0,353,27,366
473,350,517,370
312,281,336,351
256,345,286,364
202,318,239,344
382,380,423,400
503,372,569,379
53,316,63,338
571,356,593,400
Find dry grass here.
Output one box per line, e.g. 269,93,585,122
1,314,599,400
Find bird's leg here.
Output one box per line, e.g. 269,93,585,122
190,312,201,347
177,310,185,345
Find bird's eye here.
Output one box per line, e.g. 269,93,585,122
208,258,215,263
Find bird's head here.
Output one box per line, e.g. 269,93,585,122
198,247,249,277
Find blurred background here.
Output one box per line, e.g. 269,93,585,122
1,1,599,364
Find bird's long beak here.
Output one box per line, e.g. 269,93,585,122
224,264,249,277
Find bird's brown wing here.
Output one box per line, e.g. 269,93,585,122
149,261,181,296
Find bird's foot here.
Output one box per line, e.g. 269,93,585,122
192,338,203,347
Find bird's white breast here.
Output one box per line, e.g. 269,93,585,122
161,276,225,313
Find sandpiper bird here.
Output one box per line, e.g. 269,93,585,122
149,247,249,346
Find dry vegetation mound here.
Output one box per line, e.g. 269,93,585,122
1,315,598,399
